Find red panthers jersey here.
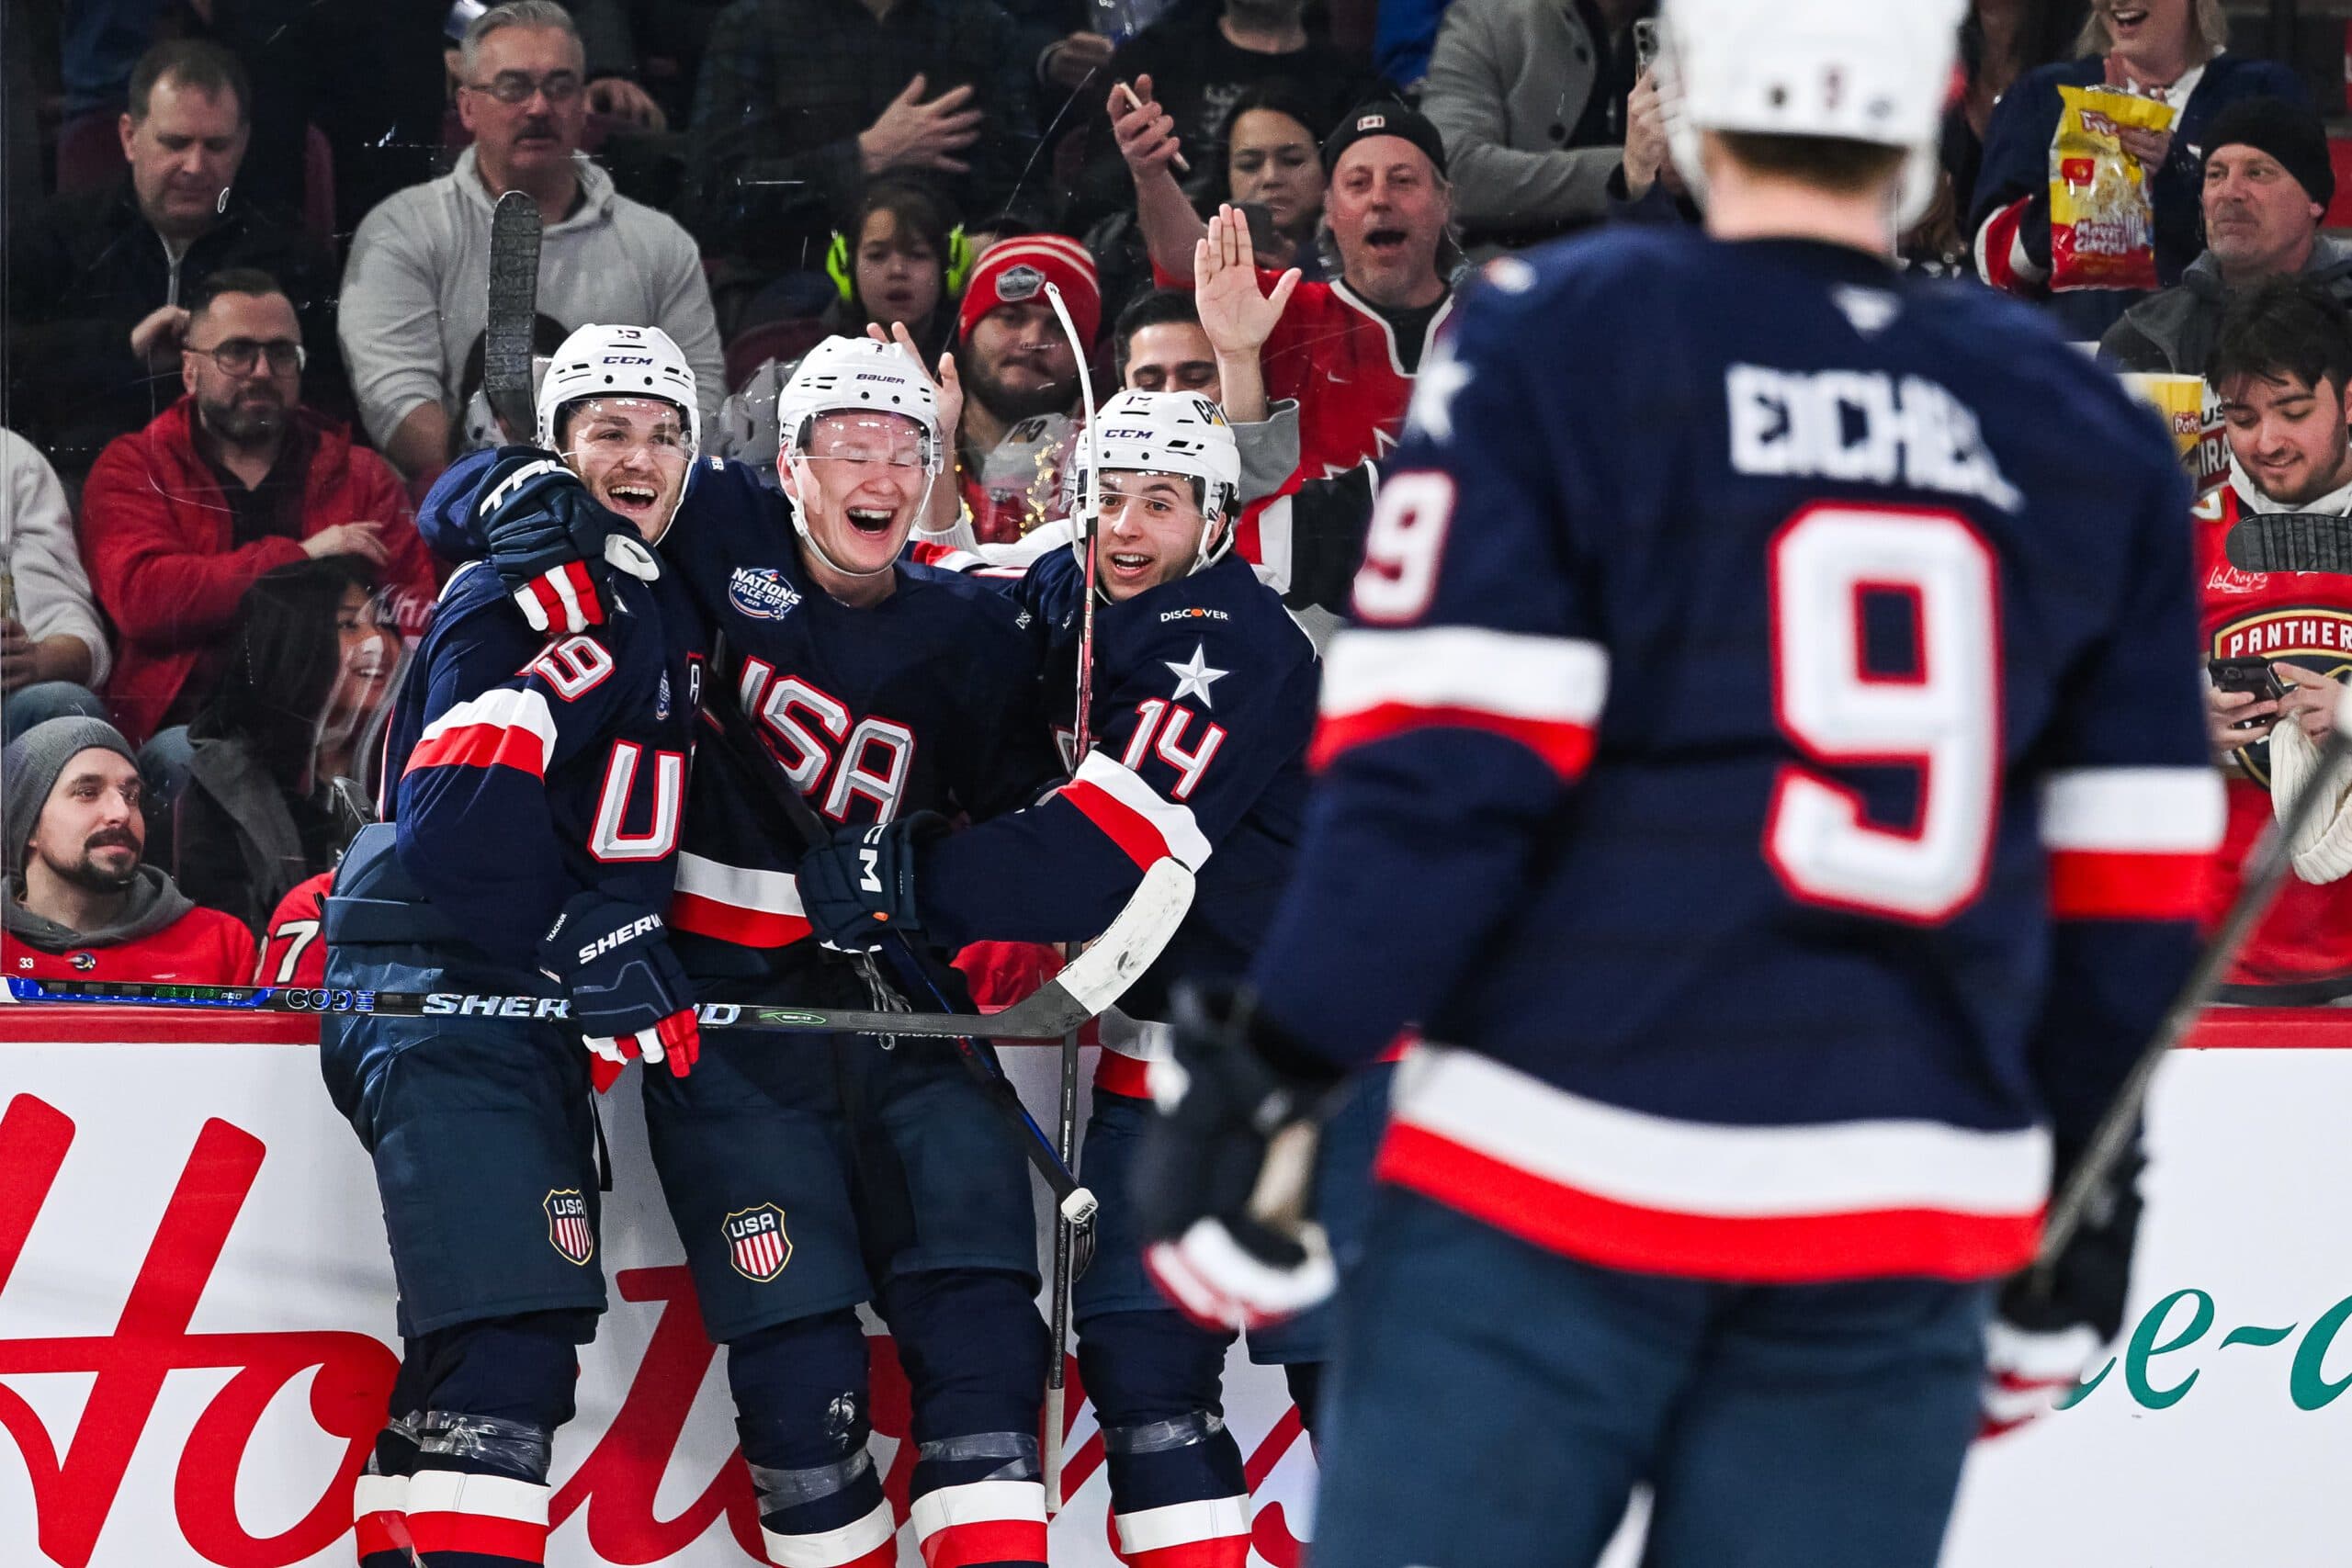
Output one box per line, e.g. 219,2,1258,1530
5,906,257,986
2195,483,2352,987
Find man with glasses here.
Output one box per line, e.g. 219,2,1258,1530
80,269,437,784
340,1,723,486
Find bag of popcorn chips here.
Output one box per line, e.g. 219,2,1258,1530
2049,85,2177,293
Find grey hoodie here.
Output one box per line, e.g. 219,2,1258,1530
3,864,195,951
2099,236,2352,377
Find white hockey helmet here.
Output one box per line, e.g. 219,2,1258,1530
1657,0,1966,228
775,335,945,476
537,322,701,458
1080,389,1244,574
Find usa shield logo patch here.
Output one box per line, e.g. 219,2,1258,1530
724,1203,792,1282
545,1190,594,1266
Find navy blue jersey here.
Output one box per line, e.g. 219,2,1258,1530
637,462,1059,982
921,548,1319,1016
386,448,708,969
1252,229,2225,1285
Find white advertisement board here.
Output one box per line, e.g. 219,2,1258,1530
4,1030,2348,1566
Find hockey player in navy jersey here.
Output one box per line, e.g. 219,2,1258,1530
1131,2,2230,1564
797,389,1378,1568
445,335,1067,1568
321,322,708,1567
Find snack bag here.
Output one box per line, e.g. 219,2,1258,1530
2049,85,2177,292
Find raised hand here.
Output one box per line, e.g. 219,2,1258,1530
860,73,984,175
1194,204,1300,359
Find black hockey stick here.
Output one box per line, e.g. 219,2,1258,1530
1,967,1172,1039
2033,712,2352,1271
2223,512,2352,576
484,191,541,444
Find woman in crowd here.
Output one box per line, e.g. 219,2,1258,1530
159,558,401,931
1971,0,2305,339
1216,85,1330,280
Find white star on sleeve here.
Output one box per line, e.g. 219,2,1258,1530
1165,643,1230,706
1405,342,1472,444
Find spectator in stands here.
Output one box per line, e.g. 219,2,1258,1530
1947,0,2093,221
823,179,969,365
1420,0,1653,250
685,0,1040,286
955,233,1099,541
1,716,258,984
2102,98,2352,375
5,39,346,479
1971,0,2305,341
1212,85,1330,277
1109,0,1381,164
1120,92,1457,481
341,1,724,482
0,431,113,743
79,269,438,762
2194,280,2352,1002
157,560,396,934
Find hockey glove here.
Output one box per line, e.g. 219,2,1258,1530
1134,978,1346,1332
539,890,700,1088
794,812,950,951
1980,1135,2143,1439
477,449,661,635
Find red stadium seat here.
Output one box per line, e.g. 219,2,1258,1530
54,109,124,194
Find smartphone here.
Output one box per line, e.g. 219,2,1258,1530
1238,201,1279,254
1113,80,1190,174
1634,17,1661,76
2210,656,2289,728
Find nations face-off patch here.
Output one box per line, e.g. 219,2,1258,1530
545,1190,594,1265
724,1203,792,1282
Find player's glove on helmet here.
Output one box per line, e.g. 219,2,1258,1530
1980,1133,2143,1438
539,890,700,1090
794,812,949,951
1135,978,1346,1332
477,448,661,635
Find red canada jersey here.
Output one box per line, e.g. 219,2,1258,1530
4,905,257,986
257,872,333,986
2194,485,2352,986
1260,277,1452,479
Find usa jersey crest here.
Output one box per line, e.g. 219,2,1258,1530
724,1203,792,1281
544,1190,594,1266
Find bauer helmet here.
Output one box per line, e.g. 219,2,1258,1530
775,335,945,476
537,322,701,458
1656,0,1966,228
1080,389,1244,574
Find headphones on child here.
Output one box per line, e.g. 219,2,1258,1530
826,222,976,305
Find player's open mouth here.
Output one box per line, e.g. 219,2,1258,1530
1106,551,1154,581
847,506,896,536
605,483,660,516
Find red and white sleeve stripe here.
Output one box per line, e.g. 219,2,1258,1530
1311,625,1610,778
669,852,812,947
402,687,560,777
1053,750,1214,872
1973,197,2048,296
2040,767,2225,920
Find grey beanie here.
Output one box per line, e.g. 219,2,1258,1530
5,716,139,871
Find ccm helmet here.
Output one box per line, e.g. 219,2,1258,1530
1080,389,1243,573
1656,0,1966,227
537,322,701,457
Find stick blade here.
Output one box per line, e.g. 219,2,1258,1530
2225,513,2352,576
991,860,1196,1037
485,190,543,444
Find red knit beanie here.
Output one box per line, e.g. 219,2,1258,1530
956,234,1101,352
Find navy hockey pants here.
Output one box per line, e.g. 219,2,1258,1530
1311,1188,1991,1568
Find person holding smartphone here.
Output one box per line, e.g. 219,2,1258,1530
2196,278,2352,1001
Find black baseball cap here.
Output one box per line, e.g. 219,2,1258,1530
1321,99,1449,180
